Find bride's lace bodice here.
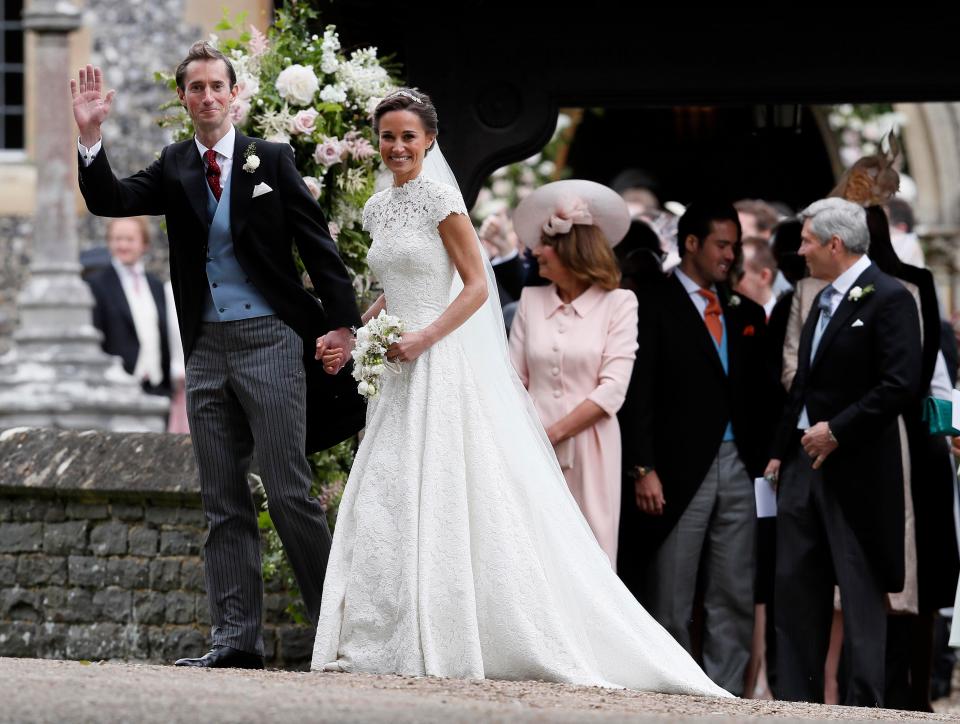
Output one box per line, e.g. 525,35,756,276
363,175,468,329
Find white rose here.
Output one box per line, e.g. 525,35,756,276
275,64,320,106
849,286,863,300
290,108,319,135
242,154,260,172
328,221,340,241
302,176,323,200
358,380,370,396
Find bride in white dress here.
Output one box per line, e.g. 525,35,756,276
311,88,730,697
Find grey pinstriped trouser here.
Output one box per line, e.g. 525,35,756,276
643,441,756,696
186,315,332,655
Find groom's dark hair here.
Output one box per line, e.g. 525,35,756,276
175,41,237,91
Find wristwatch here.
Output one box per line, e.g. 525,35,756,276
632,465,654,480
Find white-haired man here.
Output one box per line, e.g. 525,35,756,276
765,197,921,706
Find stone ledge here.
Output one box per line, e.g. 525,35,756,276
0,428,199,500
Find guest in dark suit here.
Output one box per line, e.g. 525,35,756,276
618,201,776,695
86,216,172,396
72,43,363,669
861,204,960,712
766,197,921,707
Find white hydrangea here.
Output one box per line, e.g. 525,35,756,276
319,83,348,104
336,48,394,105
275,64,319,106
321,27,341,74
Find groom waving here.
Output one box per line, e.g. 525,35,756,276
72,42,362,668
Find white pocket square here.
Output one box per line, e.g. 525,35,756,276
252,182,273,198
851,318,864,328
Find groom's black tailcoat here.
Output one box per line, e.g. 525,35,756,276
79,131,365,450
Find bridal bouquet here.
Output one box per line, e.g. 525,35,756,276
351,311,405,398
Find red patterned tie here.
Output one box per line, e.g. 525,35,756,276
204,149,222,201
696,288,724,346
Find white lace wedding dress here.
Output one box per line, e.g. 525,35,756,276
311,174,730,697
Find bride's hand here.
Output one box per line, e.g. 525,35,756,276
321,348,343,374
386,331,431,363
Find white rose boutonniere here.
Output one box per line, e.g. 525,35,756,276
243,143,260,174
847,284,875,302
728,294,741,307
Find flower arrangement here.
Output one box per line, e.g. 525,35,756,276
351,310,405,399
157,5,400,284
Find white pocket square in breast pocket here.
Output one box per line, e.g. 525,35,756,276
252,182,273,198
851,318,864,328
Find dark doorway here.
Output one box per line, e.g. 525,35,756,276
565,105,833,213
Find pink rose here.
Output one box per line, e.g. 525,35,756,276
313,138,344,168
236,74,259,101
229,98,250,125
290,108,319,136
302,176,323,200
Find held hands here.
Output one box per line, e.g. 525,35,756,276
315,327,355,375
801,421,838,470
635,470,666,516
70,65,115,146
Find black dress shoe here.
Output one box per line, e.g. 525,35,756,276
174,645,264,669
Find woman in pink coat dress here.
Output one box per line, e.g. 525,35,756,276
509,180,638,566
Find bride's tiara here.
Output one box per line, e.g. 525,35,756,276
389,90,423,104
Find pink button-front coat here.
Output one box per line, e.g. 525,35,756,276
509,284,639,565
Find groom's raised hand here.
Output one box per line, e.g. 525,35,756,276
70,65,115,147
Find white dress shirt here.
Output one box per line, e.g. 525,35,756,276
112,258,162,387
798,254,872,429
79,124,236,186
194,124,235,188
674,267,720,322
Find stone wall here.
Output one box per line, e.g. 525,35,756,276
0,428,314,668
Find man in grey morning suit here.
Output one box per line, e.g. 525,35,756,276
72,43,362,668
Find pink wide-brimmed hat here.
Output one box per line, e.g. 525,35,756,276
513,179,631,249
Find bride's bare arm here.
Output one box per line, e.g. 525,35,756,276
362,294,386,324
387,212,488,363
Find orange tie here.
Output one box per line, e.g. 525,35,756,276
697,288,723,346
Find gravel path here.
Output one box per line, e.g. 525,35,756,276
1,658,957,723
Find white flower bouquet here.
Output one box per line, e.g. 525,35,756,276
351,310,405,398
